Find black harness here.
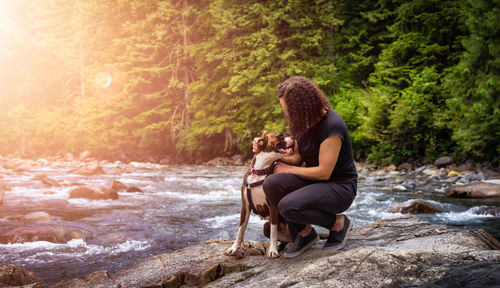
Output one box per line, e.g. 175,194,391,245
243,160,277,214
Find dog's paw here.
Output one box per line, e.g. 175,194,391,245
224,246,239,256
266,249,279,259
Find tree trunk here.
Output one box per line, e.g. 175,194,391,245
224,128,238,155
182,0,190,128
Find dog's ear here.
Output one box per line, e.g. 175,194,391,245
257,136,268,150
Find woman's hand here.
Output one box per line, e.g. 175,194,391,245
252,131,267,153
274,162,295,174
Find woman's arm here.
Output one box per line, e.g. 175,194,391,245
274,135,341,181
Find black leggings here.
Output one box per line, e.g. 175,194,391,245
263,173,357,233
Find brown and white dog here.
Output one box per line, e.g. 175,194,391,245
224,132,295,258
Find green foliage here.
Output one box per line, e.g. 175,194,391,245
0,0,497,166
444,0,500,160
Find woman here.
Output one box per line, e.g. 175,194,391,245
255,76,357,258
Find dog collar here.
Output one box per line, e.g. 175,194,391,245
250,162,276,176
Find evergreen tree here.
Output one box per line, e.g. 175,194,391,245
444,0,500,161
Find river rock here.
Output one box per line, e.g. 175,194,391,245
111,180,127,191
387,199,443,214
434,156,454,167
0,177,4,205
47,216,500,288
69,185,118,200
474,207,500,216
32,174,61,187
79,151,91,162
0,226,84,244
446,181,500,198
392,185,407,191
204,157,232,166
70,163,105,176
398,162,413,171
125,186,143,193
0,264,45,287
23,212,52,222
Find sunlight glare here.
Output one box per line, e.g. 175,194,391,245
94,72,112,88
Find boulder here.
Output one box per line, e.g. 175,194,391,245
0,264,45,287
446,181,500,198
79,151,91,162
434,156,454,168
0,226,84,244
49,216,500,288
64,153,74,162
0,177,4,205
69,185,118,200
398,162,413,171
125,186,143,193
387,199,443,214
50,270,113,288
474,207,500,216
32,174,61,187
23,211,52,222
204,157,232,166
111,180,127,191
70,163,105,176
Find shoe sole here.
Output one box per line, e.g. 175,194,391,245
322,219,353,250
283,234,320,259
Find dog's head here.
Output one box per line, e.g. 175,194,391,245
256,132,294,157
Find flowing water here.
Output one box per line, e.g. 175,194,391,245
0,161,499,284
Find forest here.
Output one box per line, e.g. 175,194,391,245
0,0,498,166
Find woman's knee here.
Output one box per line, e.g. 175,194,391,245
263,174,286,207
277,196,297,220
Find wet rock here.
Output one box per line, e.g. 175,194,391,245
23,212,52,222
69,185,118,200
423,260,500,288
125,186,143,193
414,166,426,174
70,163,105,176
204,157,232,166
483,170,500,180
392,185,407,191
398,162,413,171
473,207,500,216
32,174,61,187
387,199,443,214
50,270,114,288
54,216,500,288
0,264,45,287
111,180,127,191
384,164,397,172
0,226,84,244
0,177,4,205
64,153,74,162
434,156,454,168
446,181,500,198
79,151,91,162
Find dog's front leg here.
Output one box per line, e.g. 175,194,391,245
225,187,250,256
267,207,279,258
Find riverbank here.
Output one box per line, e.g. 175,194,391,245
3,216,500,287
1,156,500,286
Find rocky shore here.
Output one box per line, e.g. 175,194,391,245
2,216,500,288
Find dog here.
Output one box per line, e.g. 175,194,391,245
224,132,295,258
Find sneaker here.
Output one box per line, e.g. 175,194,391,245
284,228,319,258
323,215,352,250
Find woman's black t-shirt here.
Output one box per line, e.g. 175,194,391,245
297,108,358,182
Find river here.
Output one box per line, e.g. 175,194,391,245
0,160,499,284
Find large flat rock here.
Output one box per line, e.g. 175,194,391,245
43,216,500,288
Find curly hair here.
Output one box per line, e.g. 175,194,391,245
278,76,331,137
